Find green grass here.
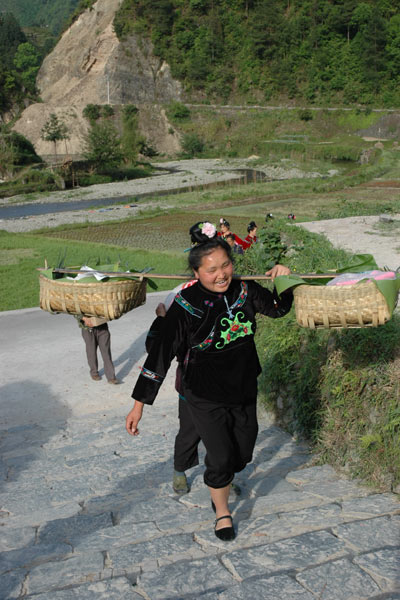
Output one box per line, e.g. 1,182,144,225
171,106,396,161
0,230,187,311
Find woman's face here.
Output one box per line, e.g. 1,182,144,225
194,247,233,293
250,226,257,238
220,222,229,234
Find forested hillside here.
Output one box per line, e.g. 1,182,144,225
0,0,80,34
114,0,400,107
0,13,41,114
0,0,88,115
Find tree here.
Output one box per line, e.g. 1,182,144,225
121,105,140,164
182,132,205,156
82,120,123,170
0,13,26,68
40,113,69,161
13,42,41,93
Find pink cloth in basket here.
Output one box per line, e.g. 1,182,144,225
326,270,396,286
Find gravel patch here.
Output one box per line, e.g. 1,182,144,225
298,215,400,271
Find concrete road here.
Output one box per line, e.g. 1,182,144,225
0,291,175,430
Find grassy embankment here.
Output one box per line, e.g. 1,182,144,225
1,106,399,492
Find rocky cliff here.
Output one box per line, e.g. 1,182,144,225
13,0,182,158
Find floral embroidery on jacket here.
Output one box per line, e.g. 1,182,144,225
215,312,253,349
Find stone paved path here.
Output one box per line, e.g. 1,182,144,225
1,295,399,599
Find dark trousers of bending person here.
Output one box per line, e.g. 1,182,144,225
81,323,116,382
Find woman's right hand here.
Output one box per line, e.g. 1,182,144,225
156,302,167,317
126,401,144,436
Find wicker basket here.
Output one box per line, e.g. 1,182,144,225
293,281,391,329
39,274,147,320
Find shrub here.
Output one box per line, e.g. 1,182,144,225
181,133,204,157
298,108,313,121
168,101,191,121
82,103,101,122
0,131,42,168
138,140,158,157
121,105,140,163
123,104,139,119
102,105,114,118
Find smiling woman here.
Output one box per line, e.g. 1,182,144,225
125,221,293,542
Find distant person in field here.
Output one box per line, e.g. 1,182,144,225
243,221,258,248
225,233,244,255
218,218,246,249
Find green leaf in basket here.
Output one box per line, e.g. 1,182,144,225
274,274,306,295
336,254,379,273
147,278,158,290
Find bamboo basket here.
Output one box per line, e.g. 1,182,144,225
39,274,147,320
293,281,391,329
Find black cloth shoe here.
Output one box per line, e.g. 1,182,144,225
173,471,189,495
214,515,235,541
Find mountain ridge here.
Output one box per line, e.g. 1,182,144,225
13,0,182,157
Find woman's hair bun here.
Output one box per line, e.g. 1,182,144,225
219,217,230,227
189,221,218,244
247,220,257,232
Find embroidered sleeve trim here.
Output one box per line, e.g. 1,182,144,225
140,367,164,382
174,293,204,318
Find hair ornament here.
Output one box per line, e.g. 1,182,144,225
198,222,217,238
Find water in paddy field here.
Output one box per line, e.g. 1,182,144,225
0,169,267,220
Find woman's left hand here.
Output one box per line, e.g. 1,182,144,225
265,264,291,279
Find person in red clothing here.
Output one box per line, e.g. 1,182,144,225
218,217,246,249
126,221,293,542
243,221,258,249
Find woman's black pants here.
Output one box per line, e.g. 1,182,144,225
174,394,258,489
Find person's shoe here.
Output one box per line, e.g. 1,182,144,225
108,378,119,384
214,515,235,541
91,374,101,381
173,471,189,495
